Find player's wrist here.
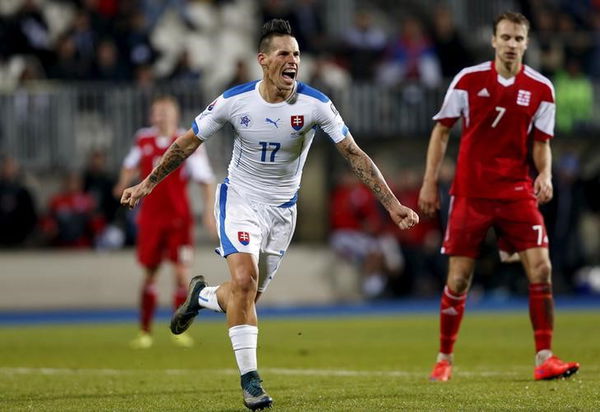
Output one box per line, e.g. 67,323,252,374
422,177,438,186
141,178,157,193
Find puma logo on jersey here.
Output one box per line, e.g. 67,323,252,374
265,118,280,128
477,88,490,97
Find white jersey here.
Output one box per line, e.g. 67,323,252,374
192,80,349,206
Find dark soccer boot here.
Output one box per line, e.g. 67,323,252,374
241,371,273,411
170,275,207,334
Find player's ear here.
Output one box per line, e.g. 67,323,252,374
257,52,267,68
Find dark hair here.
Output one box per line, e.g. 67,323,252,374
493,11,530,35
258,19,293,52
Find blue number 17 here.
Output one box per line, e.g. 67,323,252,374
259,141,280,162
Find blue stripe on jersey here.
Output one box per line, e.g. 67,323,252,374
223,80,260,99
341,125,349,136
218,183,238,256
296,82,329,103
278,192,298,208
192,120,199,135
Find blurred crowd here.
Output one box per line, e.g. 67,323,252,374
0,1,598,81
1,0,599,130
2,0,600,298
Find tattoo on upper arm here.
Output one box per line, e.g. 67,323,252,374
148,142,194,184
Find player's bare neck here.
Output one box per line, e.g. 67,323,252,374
496,59,521,79
259,80,293,103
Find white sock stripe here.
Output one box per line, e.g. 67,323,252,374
444,286,466,301
228,325,258,336
232,345,256,351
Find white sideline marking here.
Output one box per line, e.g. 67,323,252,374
0,367,522,378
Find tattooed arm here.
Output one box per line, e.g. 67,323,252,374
335,134,419,230
120,129,201,209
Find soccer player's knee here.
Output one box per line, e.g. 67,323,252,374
231,272,258,295
448,272,471,293
532,260,552,283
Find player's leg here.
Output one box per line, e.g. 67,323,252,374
429,256,474,381
170,181,252,333
167,224,197,347
430,196,490,381
129,266,159,349
498,198,578,379
130,222,163,349
519,247,579,380
225,252,272,411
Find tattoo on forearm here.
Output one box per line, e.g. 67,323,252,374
148,142,193,184
344,143,394,208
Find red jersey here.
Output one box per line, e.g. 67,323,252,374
433,61,555,200
123,127,214,224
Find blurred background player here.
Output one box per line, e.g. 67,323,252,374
120,19,418,411
114,95,216,349
418,11,579,381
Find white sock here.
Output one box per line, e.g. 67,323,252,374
198,286,224,312
229,325,258,375
536,349,553,366
437,352,453,363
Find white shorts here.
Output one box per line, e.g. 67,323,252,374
214,181,297,293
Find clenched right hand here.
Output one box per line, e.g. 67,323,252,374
120,182,152,209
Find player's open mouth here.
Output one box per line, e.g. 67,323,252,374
282,69,296,83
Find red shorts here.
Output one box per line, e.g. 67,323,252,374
136,218,193,268
442,196,548,258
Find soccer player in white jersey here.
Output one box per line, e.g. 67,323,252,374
120,19,418,410
418,11,579,382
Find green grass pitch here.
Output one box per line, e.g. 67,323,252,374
1,311,599,411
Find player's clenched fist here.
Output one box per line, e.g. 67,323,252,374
391,205,419,230
120,182,152,209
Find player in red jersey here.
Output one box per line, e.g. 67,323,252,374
114,95,216,349
418,11,579,381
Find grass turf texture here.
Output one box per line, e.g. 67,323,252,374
0,312,598,411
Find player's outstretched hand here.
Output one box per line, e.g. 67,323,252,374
120,182,152,209
418,181,440,217
390,204,419,230
534,172,553,204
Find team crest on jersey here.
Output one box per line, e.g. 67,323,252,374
238,231,250,245
291,115,304,131
517,90,531,106
239,113,252,128
207,99,217,111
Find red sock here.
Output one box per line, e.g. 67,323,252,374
439,285,467,355
140,284,157,333
173,285,187,311
529,283,554,352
